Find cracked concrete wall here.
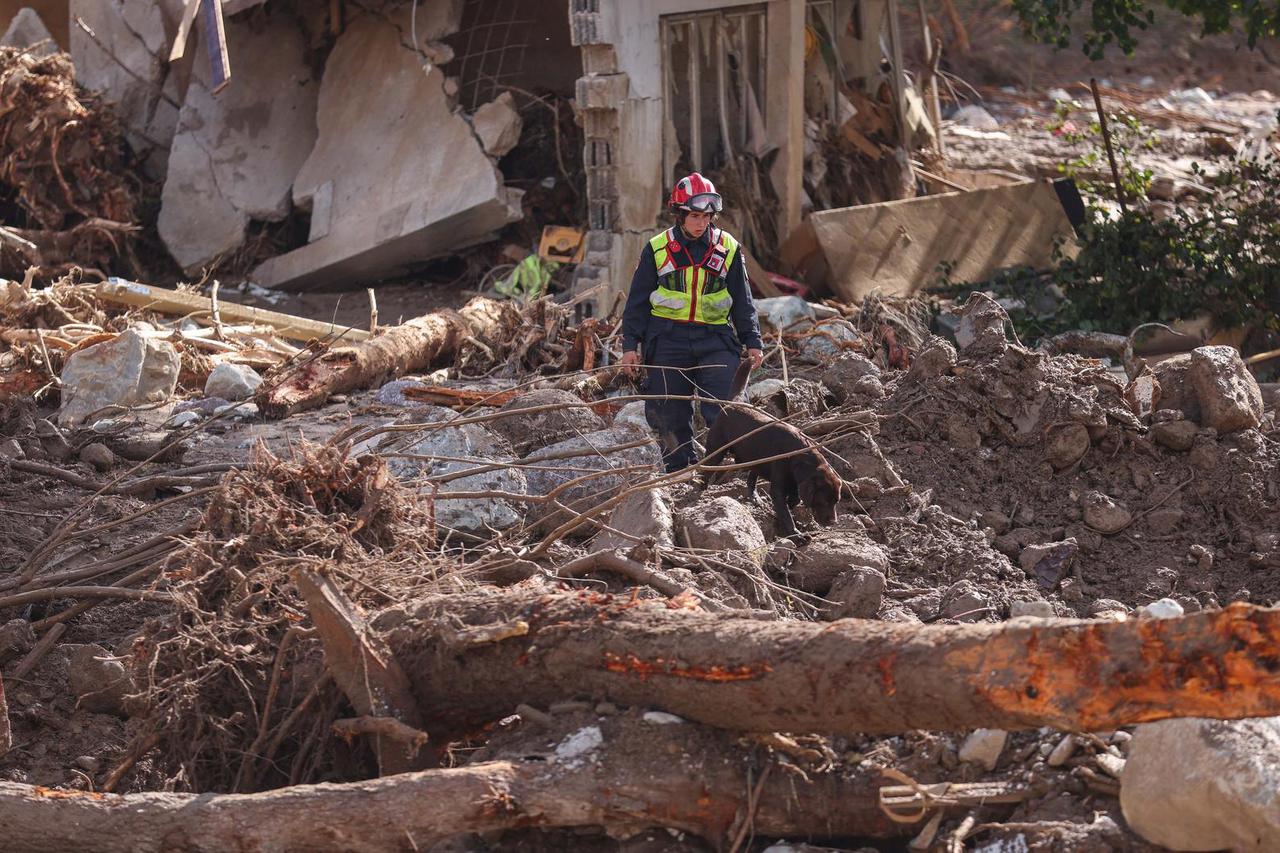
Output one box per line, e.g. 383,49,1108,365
252,3,523,290
157,14,318,273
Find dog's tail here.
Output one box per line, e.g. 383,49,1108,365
729,358,752,401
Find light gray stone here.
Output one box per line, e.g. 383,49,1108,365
784,531,889,595
823,566,886,620
1010,599,1055,618
204,363,263,401
1122,716,1280,850
753,296,815,333
488,389,604,455
612,401,651,432
159,16,318,271
252,6,522,290
472,91,523,157
1081,491,1132,535
1189,345,1263,433
958,728,1008,770
523,425,661,531
1,8,57,55
58,330,179,426
590,487,674,553
682,496,767,565
952,105,1000,130
797,319,861,362
66,643,133,716
386,409,527,534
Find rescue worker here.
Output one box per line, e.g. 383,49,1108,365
619,172,764,472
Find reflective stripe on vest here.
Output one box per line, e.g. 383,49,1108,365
647,226,740,325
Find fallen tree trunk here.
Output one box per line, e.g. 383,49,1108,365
258,297,517,418
376,590,1280,736
0,715,905,852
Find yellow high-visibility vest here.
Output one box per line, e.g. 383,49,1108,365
647,226,740,325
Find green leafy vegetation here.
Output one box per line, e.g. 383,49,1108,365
1047,100,1156,204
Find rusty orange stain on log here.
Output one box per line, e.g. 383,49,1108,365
877,654,897,696
33,786,106,800
602,651,772,682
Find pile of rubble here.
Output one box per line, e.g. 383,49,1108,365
2,276,1279,850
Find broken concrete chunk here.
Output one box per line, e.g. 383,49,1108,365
159,16,319,272
958,728,1008,770
1151,417,1198,451
1121,717,1280,850
488,389,604,455
823,566,886,620
753,296,816,333
205,363,264,402
58,330,180,426
784,531,889,595
1019,538,1078,590
66,643,134,717
1,8,58,56
472,91,523,158
1081,491,1132,535
1188,345,1263,433
682,497,766,565
589,487,674,553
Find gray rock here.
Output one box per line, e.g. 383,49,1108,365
1009,600,1055,618
471,91,522,158
66,643,133,716
952,105,1000,130
785,531,890,595
1087,598,1127,616
164,411,202,429
1189,345,1263,433
204,363,263,401
820,352,882,402
954,292,1008,356
753,295,816,333
905,336,957,382
942,583,992,622
1122,716,1280,850
1,8,57,56
386,409,527,534
682,497,767,564
612,401,652,432
1045,422,1090,470
490,389,605,455
1152,417,1198,451
73,755,101,773
1081,491,1132,534
797,319,861,362
590,488,675,553
1019,539,1078,590
78,442,115,471
958,728,1008,770
0,438,22,459
523,425,662,531
376,378,428,407
980,510,1012,535
823,567,886,620
58,330,180,426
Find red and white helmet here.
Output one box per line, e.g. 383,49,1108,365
668,172,723,213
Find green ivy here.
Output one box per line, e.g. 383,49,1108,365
1047,100,1156,204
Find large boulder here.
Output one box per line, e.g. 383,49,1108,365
58,330,180,426
488,389,605,455
681,497,767,565
589,487,675,553
522,425,662,532
783,531,890,594
385,407,527,534
1188,345,1263,433
159,15,319,271
1121,716,1280,850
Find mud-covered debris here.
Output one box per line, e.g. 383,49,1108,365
798,319,862,361
785,531,889,594
904,335,957,383
1081,491,1132,535
1150,353,1200,423
590,487,674,553
1188,345,1264,433
1010,599,1056,618
77,441,115,471
489,388,604,455
954,292,1010,355
1044,422,1091,470
820,351,882,402
823,566,886,620
66,643,133,717
754,295,816,333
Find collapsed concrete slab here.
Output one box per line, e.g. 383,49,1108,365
808,179,1078,303
0,7,58,56
158,15,318,272
251,6,522,290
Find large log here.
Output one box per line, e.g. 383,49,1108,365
0,716,905,852
376,589,1280,736
257,297,516,418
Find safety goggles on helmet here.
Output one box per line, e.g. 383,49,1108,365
683,192,723,213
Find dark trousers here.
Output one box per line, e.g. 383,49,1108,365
643,321,740,472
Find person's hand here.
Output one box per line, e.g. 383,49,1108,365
747,348,764,370
620,350,641,376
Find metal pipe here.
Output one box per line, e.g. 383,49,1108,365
1091,77,1128,214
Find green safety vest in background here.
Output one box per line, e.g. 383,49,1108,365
648,226,740,325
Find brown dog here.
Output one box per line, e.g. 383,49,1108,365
702,404,846,538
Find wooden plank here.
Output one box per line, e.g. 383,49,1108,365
0,671,10,758
203,0,231,94
401,385,518,408
169,0,203,63
94,280,371,343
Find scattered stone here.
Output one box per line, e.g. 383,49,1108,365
78,442,115,471
1188,345,1263,433
1081,491,1132,535
213,402,259,420
1122,716,1280,850
58,330,180,426
1095,752,1126,779
1123,365,1160,420
589,488,674,553
65,643,133,717
784,531,889,594
1150,354,1200,423
164,411,202,429
376,378,429,407
905,336,958,383
797,319,861,362
612,401,651,432
204,363,263,401
471,91,523,158
941,581,991,622
850,375,885,398
952,105,1000,130
979,510,1012,535
1045,422,1090,470
819,353,881,403
823,567,886,620
73,755,101,774
958,728,1008,770
953,292,1008,355
682,497,767,565
1010,599,1055,619
488,389,605,455
1087,598,1127,616
993,527,1038,557
1047,733,1078,766
0,438,22,459
1018,539,1078,590
1141,598,1184,619
1189,543,1214,571
641,711,685,726
753,296,816,333
1151,417,1197,451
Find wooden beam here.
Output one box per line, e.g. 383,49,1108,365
202,0,231,93
169,0,203,62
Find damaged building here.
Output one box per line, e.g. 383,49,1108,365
0,0,940,302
